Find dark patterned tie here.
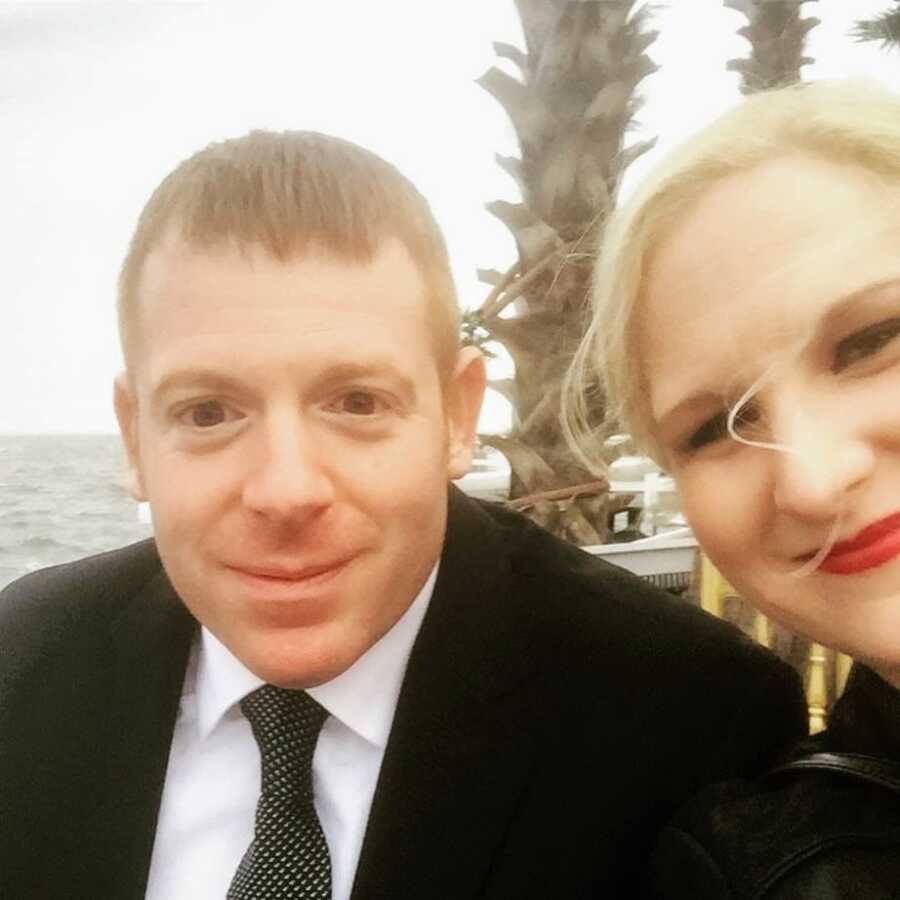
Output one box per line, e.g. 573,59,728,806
227,685,332,899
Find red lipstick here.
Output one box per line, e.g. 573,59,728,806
819,512,900,575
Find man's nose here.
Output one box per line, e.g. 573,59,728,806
770,404,874,521
242,416,335,522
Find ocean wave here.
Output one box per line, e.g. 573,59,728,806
0,434,150,584
18,535,67,551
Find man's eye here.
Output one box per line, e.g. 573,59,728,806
338,391,380,416
833,317,900,373
183,400,228,428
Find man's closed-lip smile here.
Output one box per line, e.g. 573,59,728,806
226,558,355,595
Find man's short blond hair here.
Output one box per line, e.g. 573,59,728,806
565,78,900,470
118,130,460,380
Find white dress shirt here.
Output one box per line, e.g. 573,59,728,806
145,565,436,900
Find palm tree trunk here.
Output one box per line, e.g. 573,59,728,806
473,0,658,544
725,0,819,92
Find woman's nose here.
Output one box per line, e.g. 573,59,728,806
770,404,874,521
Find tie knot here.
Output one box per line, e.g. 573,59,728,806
241,684,328,801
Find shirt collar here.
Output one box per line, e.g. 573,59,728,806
193,563,438,748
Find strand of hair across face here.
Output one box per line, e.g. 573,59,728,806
726,363,793,455
788,509,844,579
724,360,843,579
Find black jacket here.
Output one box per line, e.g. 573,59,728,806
0,488,807,898
647,664,900,899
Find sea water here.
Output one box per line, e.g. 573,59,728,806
0,434,513,592
0,434,152,590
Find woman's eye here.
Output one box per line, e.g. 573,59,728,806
686,403,759,452
833,317,900,373
182,400,229,428
687,413,728,451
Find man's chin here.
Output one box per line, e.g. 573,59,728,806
239,641,354,690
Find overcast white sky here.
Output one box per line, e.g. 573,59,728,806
2,0,897,434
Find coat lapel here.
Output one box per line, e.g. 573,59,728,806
351,489,542,900
98,567,195,897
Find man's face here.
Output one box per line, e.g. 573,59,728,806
116,236,483,688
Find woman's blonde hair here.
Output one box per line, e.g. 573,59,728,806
564,78,900,471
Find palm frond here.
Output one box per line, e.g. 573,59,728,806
853,5,900,50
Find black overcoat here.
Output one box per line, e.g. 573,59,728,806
0,487,807,898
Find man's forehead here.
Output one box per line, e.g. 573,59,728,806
130,234,436,378
138,231,421,305
143,223,411,267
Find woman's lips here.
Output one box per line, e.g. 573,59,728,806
818,512,900,575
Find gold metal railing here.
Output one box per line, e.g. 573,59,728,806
699,555,852,733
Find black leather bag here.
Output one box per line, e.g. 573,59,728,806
768,750,900,793
757,751,900,900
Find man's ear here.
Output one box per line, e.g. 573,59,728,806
445,346,487,480
113,372,147,502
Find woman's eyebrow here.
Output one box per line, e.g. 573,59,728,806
654,391,721,440
657,278,900,432
815,276,900,339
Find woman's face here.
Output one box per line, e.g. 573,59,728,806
639,154,900,686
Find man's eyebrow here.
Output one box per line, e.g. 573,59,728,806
151,369,245,400
151,361,420,401
311,361,418,398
